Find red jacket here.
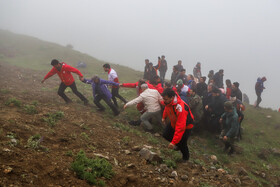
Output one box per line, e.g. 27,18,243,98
44,63,83,86
162,95,193,145
122,82,154,95
226,87,232,99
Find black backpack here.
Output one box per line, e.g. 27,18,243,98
172,103,194,126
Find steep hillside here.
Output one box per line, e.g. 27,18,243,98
0,31,280,186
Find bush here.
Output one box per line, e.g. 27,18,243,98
26,134,42,149
43,111,64,127
24,104,38,114
71,150,114,185
5,98,21,107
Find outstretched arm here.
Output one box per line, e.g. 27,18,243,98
41,67,56,83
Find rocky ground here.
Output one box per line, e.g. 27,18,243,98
0,63,261,186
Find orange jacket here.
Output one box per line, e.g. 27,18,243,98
162,95,194,145
44,63,83,86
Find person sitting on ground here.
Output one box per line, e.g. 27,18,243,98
103,63,127,108
231,82,242,101
124,84,163,132
193,62,202,82
225,79,232,99
162,88,194,162
176,69,188,85
188,88,204,132
41,59,89,105
219,101,239,155
255,76,266,108
176,79,189,104
205,87,228,133
81,76,120,116
171,66,180,86
196,76,208,99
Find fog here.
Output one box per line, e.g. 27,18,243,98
0,0,279,109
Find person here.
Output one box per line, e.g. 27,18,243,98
120,79,155,125
225,79,232,99
188,88,204,131
81,76,120,116
213,69,224,88
208,70,214,84
143,59,150,80
41,59,88,105
220,101,239,155
176,69,188,85
255,77,266,108
158,55,168,81
124,84,163,132
176,79,189,104
162,88,194,162
231,82,242,101
171,66,179,86
193,62,202,82
205,87,228,133
175,60,184,72
186,74,197,90
146,62,158,83
230,96,245,140
150,75,164,94
103,64,127,108
196,76,208,99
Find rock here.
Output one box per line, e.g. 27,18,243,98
210,166,216,170
93,153,109,160
132,146,141,151
154,133,160,137
218,168,226,174
127,163,135,168
127,174,137,182
125,150,131,155
3,148,11,152
169,179,175,184
114,158,118,166
161,177,167,183
271,148,280,157
143,145,153,149
234,178,241,185
4,167,13,174
139,148,163,163
181,175,188,181
170,171,178,178
160,164,169,172
210,155,217,161
261,172,266,178
257,148,271,160
238,167,248,176
266,115,272,119
10,138,17,145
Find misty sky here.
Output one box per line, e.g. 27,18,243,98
0,0,279,109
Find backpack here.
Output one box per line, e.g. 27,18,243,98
172,103,195,126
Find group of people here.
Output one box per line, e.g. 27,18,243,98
41,58,266,161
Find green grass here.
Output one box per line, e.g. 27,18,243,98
23,104,38,114
5,98,21,107
43,111,64,127
71,150,114,185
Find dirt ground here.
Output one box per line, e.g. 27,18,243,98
0,63,256,187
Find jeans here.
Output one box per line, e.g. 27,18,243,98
163,123,191,160
111,87,127,107
256,92,262,107
58,82,88,103
94,94,119,115
159,71,166,81
140,110,162,130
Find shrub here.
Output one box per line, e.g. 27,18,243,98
26,134,42,149
43,111,64,127
5,98,21,107
24,104,38,114
71,150,114,185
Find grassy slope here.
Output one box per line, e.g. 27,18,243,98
1,30,280,186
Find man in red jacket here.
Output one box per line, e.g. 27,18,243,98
162,88,194,162
41,59,88,105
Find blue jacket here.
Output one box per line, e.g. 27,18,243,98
83,78,119,100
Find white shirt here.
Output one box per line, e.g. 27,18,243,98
126,88,163,112
108,68,118,82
